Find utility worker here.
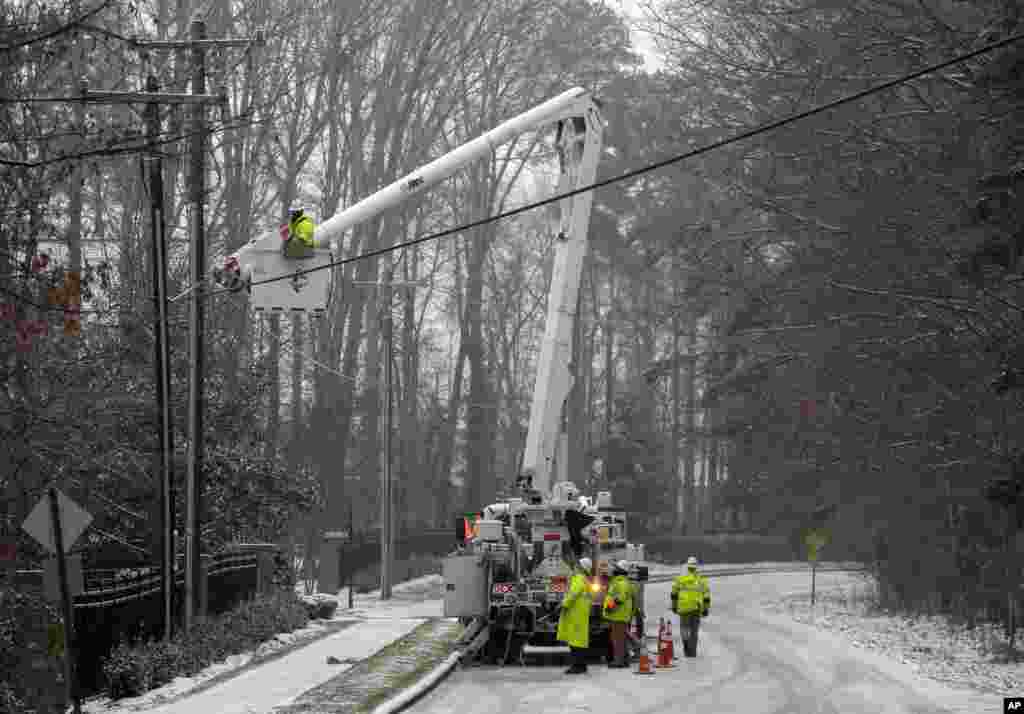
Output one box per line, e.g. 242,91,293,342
281,205,322,259
557,556,594,674
602,560,634,668
671,555,710,657
626,564,643,660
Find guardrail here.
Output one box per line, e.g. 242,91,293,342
643,561,868,584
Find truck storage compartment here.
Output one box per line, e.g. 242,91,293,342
477,519,504,541
443,554,488,617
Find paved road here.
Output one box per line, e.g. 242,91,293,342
407,571,991,714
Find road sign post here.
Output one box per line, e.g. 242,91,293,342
48,488,81,714
21,486,91,714
44,554,83,602
804,528,829,607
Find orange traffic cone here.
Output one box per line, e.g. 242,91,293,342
656,619,677,669
634,634,654,675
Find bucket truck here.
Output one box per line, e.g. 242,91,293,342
213,87,648,664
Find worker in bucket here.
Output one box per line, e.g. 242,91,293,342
557,556,595,674
602,560,634,668
671,556,710,657
281,205,321,259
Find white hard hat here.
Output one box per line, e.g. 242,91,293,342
615,560,629,572
579,557,593,571
686,556,698,567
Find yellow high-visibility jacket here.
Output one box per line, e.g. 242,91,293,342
556,570,593,648
602,574,633,623
671,571,710,616
284,214,319,258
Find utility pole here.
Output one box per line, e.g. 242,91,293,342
144,73,175,641
67,0,84,276
79,73,222,641
83,21,262,631
380,269,394,600
346,278,422,599
185,17,208,628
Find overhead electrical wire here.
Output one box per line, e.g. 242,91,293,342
202,30,1024,301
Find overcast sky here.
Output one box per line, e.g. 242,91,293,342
612,0,665,73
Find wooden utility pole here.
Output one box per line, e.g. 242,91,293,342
67,0,84,276
144,73,175,640
346,277,421,599
79,71,223,641
185,17,208,628
86,21,263,630
380,269,394,600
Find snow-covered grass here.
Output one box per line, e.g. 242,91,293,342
763,571,1024,697
80,618,359,714
79,574,447,714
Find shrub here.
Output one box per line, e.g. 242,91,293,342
300,594,338,620
103,640,151,699
101,589,310,700
0,679,26,714
0,583,62,711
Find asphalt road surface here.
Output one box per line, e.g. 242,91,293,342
407,571,988,714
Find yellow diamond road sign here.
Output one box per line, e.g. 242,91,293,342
21,489,92,554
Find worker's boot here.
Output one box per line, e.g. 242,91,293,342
565,648,587,674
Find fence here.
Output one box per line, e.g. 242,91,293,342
15,548,265,697
336,528,455,590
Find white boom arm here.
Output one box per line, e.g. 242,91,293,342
518,97,603,499
313,87,599,248
218,87,603,499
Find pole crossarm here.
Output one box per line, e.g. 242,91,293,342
80,82,224,105
134,31,264,50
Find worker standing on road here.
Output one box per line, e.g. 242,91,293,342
602,560,634,668
557,556,594,674
671,555,711,657
626,564,643,660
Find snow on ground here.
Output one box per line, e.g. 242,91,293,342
79,618,363,714
77,564,890,714
132,618,429,714
80,574,448,714
760,570,1024,700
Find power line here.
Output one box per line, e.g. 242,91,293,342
206,30,1024,300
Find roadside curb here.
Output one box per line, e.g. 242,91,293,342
367,620,485,714
369,649,462,714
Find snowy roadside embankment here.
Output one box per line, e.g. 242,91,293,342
80,575,447,714
761,571,1024,698
79,618,361,714
642,560,863,579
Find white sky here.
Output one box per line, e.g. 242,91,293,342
613,0,666,73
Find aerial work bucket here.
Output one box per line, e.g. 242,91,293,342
214,228,333,315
